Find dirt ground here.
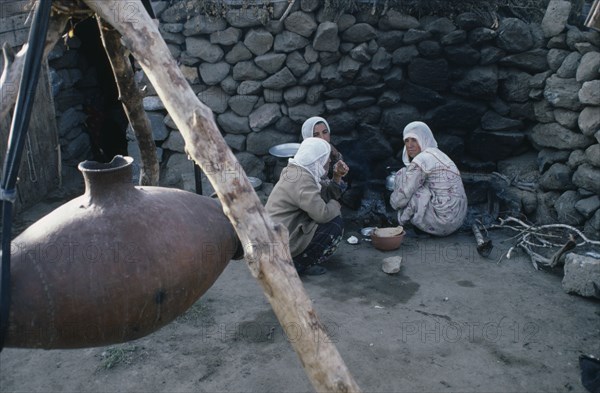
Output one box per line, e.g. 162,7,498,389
1,188,599,393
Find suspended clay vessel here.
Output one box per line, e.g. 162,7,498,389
6,156,241,349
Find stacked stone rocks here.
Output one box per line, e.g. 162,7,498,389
48,35,92,168
530,0,600,239
126,0,599,238
149,2,537,178
48,30,131,179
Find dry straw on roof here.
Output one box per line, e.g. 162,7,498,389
324,0,551,21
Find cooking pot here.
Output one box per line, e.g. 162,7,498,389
385,166,402,191
386,171,397,191
248,176,262,190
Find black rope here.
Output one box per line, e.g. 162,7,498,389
141,0,156,19
0,0,52,352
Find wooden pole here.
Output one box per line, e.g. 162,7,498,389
96,18,160,186
585,0,600,30
82,1,362,391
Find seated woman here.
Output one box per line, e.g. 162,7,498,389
266,137,344,275
390,121,467,236
301,116,349,202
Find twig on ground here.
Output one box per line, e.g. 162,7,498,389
549,235,577,268
490,216,599,269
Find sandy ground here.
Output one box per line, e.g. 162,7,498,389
1,191,599,393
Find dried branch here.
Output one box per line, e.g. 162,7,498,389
279,0,297,22
498,217,600,247
492,216,599,269
519,244,550,270
549,235,577,268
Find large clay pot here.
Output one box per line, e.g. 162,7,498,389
6,156,241,349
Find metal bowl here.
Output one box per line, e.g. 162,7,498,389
361,227,376,236
269,143,301,158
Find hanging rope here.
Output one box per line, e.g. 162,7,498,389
0,0,52,351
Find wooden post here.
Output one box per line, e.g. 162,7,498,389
585,0,600,30
96,18,160,186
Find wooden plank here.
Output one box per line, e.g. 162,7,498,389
585,0,600,30
0,62,60,212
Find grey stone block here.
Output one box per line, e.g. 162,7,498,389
562,253,600,299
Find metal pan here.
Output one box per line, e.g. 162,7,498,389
269,143,301,158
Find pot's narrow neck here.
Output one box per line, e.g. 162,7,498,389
78,156,135,200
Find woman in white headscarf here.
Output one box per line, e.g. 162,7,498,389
301,116,349,202
266,138,344,275
390,121,467,236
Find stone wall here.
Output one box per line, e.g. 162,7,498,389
532,1,600,239
49,36,92,171
48,18,130,184
49,0,599,238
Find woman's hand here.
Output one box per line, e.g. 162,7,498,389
332,160,349,183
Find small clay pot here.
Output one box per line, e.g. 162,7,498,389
371,227,405,251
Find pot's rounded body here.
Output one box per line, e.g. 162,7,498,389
6,156,240,349
386,171,396,191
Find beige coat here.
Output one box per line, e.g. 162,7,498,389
266,164,341,256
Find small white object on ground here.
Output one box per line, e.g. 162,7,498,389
347,236,358,244
382,256,402,274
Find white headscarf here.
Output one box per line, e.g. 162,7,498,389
401,121,438,166
301,116,331,140
288,137,330,190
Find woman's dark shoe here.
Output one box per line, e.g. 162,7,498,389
301,265,327,276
